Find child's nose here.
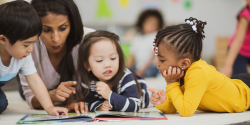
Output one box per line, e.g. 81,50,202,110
104,61,111,68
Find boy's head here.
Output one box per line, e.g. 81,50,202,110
0,0,42,58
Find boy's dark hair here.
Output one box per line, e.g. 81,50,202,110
136,9,164,33
0,0,42,45
154,17,207,62
76,30,141,100
31,0,84,86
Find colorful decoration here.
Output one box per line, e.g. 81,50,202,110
184,0,192,10
120,0,128,8
96,0,112,19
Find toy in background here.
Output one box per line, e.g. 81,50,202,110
220,0,250,77
127,10,164,77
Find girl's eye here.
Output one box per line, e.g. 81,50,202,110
43,29,51,33
160,60,165,63
24,45,29,47
96,60,102,62
111,58,116,60
60,27,66,31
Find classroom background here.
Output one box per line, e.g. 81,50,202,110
1,0,249,91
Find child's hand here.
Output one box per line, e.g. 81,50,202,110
147,88,166,105
46,106,68,116
96,100,112,111
163,66,184,85
65,101,88,114
96,82,111,99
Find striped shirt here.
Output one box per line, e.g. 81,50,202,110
82,68,150,112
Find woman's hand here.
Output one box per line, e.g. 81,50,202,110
147,88,166,105
96,82,111,99
53,81,77,102
46,106,68,116
96,100,112,111
163,66,184,85
65,101,88,114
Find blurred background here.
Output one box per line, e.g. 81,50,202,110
0,0,249,90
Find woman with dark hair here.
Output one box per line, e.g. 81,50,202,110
18,0,94,113
127,10,164,77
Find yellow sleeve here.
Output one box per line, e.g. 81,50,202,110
166,69,208,117
155,88,177,114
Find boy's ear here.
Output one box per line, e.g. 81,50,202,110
84,62,91,71
180,58,191,70
0,35,8,45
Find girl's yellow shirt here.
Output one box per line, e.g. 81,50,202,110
155,59,250,117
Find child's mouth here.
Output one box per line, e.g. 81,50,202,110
103,70,112,76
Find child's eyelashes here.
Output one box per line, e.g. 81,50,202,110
24,45,29,47
160,60,165,63
111,58,116,60
96,60,103,63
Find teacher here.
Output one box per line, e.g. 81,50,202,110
19,0,94,113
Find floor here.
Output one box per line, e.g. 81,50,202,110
1,78,250,125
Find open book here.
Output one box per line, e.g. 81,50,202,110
17,111,167,124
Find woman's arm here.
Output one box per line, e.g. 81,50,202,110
221,17,249,77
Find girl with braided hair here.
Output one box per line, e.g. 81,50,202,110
148,17,250,117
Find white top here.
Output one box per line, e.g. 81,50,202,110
130,32,157,70
19,27,95,108
0,55,36,85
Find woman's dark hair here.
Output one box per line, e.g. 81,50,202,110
0,0,42,45
154,17,207,62
31,0,84,85
76,30,141,99
136,9,164,33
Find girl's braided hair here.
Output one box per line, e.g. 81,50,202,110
154,17,207,61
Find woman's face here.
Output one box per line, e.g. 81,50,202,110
40,13,71,54
142,16,159,34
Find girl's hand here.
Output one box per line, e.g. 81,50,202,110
96,100,112,111
147,88,166,105
54,81,77,102
163,66,184,85
96,82,111,99
65,101,88,114
46,106,68,116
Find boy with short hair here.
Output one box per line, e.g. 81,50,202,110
0,0,68,115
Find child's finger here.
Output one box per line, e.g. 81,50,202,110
172,67,177,75
159,89,165,96
147,88,158,93
152,93,159,99
162,70,168,78
176,67,181,75
168,66,172,77
179,70,184,78
74,103,80,114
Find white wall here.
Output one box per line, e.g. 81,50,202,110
75,0,245,61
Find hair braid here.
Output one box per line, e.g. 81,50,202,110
154,17,207,61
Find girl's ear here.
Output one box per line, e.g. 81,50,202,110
180,58,191,70
0,35,8,45
84,62,91,71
